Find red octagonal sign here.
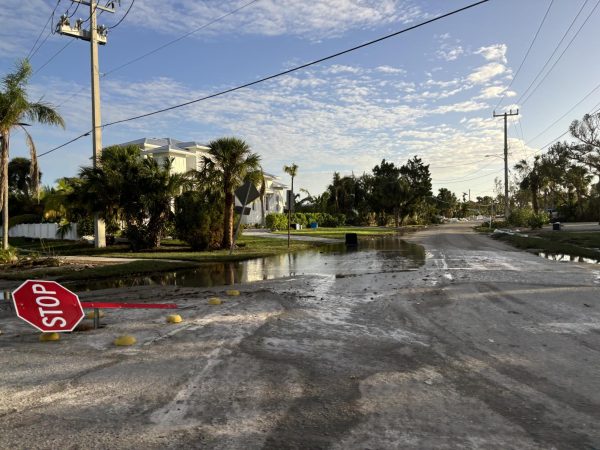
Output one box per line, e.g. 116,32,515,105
12,280,84,332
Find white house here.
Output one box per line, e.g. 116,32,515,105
113,137,288,225
240,172,288,226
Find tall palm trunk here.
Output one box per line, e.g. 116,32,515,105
260,177,266,226
531,185,539,214
223,191,235,248
1,132,9,249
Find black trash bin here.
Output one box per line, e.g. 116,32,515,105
552,222,561,231
345,233,358,247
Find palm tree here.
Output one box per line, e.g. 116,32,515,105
204,137,261,249
0,59,65,249
77,145,191,249
283,163,298,245
283,163,299,197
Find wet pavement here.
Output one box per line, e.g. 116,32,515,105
1,222,599,449
73,236,425,291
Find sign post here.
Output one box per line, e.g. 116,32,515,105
231,180,260,255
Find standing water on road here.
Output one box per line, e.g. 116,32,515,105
73,236,425,291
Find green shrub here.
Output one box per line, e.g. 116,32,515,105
527,211,549,229
265,213,288,230
175,191,224,250
508,208,533,227
508,208,549,229
0,247,18,264
291,212,308,227
76,216,94,237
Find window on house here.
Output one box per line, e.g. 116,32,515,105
266,195,270,211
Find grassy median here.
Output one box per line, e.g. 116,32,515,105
493,231,600,261
2,235,327,282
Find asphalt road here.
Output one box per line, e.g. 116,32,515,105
1,222,599,449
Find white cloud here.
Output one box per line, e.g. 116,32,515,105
476,85,516,99
375,65,406,75
129,0,424,40
475,44,508,63
324,64,363,75
0,0,58,58
467,63,507,85
436,45,464,62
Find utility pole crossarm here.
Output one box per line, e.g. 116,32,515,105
493,109,519,220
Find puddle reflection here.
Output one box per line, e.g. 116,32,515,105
73,236,426,291
537,252,600,265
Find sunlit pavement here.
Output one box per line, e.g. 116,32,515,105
1,222,599,449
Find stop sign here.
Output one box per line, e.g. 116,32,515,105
12,280,84,332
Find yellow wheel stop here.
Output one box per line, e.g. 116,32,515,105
39,332,60,342
166,314,183,323
114,335,136,346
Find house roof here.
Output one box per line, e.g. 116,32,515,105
143,145,196,156
113,137,208,151
270,181,289,189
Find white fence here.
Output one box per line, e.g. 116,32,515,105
1,223,79,240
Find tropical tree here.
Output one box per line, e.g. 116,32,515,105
76,145,190,249
283,163,298,196
0,59,65,249
398,156,432,224
283,163,298,228
569,112,600,176
514,156,545,214
204,137,261,249
435,188,458,218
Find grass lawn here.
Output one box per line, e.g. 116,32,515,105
272,226,417,240
493,231,600,261
0,260,199,282
98,236,324,262
2,236,326,282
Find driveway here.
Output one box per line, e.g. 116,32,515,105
1,222,599,448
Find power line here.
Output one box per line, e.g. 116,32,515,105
102,0,490,128
433,158,501,182
108,0,135,29
429,157,492,169
432,169,504,184
494,0,554,110
40,0,490,157
103,0,260,77
57,0,261,107
517,0,599,106
38,130,91,157
32,40,74,76
31,1,105,78
66,1,80,19
27,0,62,59
526,79,600,145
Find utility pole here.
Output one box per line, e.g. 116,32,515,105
493,109,519,219
57,0,114,247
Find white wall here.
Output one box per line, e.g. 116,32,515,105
2,223,79,240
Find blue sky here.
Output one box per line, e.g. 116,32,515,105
1,0,599,200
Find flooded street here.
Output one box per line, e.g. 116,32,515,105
73,236,425,290
1,223,600,449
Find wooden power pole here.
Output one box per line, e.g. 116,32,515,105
493,109,519,219
57,0,115,247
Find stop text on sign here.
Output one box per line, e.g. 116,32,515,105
31,283,68,329
12,280,85,333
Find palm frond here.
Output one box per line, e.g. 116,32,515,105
26,102,65,128
20,125,40,200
